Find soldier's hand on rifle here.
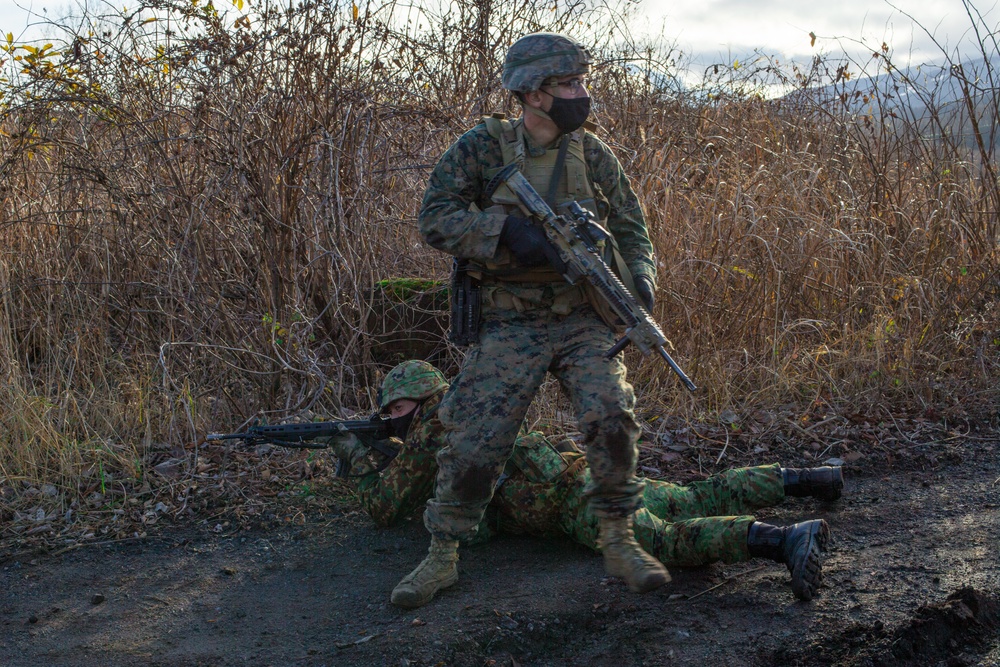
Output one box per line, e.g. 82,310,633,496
634,275,655,312
500,216,567,273
322,431,364,459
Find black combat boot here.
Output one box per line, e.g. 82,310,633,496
747,520,831,601
782,466,844,501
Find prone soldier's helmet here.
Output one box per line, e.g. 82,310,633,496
377,360,449,412
502,32,593,93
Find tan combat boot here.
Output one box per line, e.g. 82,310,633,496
599,516,671,593
390,537,460,609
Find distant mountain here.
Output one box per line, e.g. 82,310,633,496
784,55,1000,154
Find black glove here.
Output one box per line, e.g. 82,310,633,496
500,216,567,274
634,275,655,311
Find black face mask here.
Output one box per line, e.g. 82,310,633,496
390,411,416,439
546,94,591,134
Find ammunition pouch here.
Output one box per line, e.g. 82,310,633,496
510,431,571,483
448,258,481,346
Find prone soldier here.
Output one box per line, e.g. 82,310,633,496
329,361,839,607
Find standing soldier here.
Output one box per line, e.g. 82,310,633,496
394,32,669,608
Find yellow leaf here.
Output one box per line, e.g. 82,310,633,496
809,31,816,47
141,17,157,25
6,33,13,45
352,3,358,20
234,0,244,9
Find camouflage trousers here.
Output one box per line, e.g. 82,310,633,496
492,461,785,566
425,301,644,541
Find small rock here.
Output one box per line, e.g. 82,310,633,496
410,618,426,626
28,615,38,624
222,566,237,576
91,594,105,605
153,459,184,480
40,484,58,497
823,458,845,467
499,615,519,630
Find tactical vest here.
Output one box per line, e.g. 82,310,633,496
469,114,610,281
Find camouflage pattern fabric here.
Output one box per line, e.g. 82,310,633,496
418,116,657,541
353,392,444,527
502,32,593,93
345,388,786,567
492,458,784,565
424,302,645,540
378,360,450,411
418,121,656,284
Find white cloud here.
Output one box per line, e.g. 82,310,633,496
633,0,997,67
2,0,995,69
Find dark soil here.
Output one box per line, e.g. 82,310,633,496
2,437,999,666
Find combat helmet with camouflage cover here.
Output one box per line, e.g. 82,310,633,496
378,360,449,411
502,32,593,93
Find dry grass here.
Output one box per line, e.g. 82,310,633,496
1,0,998,538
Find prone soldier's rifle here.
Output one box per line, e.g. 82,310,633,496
206,414,396,476
487,164,697,392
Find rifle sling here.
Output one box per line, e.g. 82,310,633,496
544,135,571,209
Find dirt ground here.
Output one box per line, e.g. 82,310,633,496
2,435,999,667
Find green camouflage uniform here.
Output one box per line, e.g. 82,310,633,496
418,120,657,540
348,397,785,566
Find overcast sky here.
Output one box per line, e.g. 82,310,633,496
1,0,994,73
637,0,994,70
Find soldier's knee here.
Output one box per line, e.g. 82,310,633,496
451,464,498,504
581,413,639,466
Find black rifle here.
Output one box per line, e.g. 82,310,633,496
207,414,396,476
487,164,697,392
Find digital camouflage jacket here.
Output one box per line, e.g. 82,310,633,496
417,119,657,284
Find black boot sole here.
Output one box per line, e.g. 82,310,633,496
787,520,831,601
